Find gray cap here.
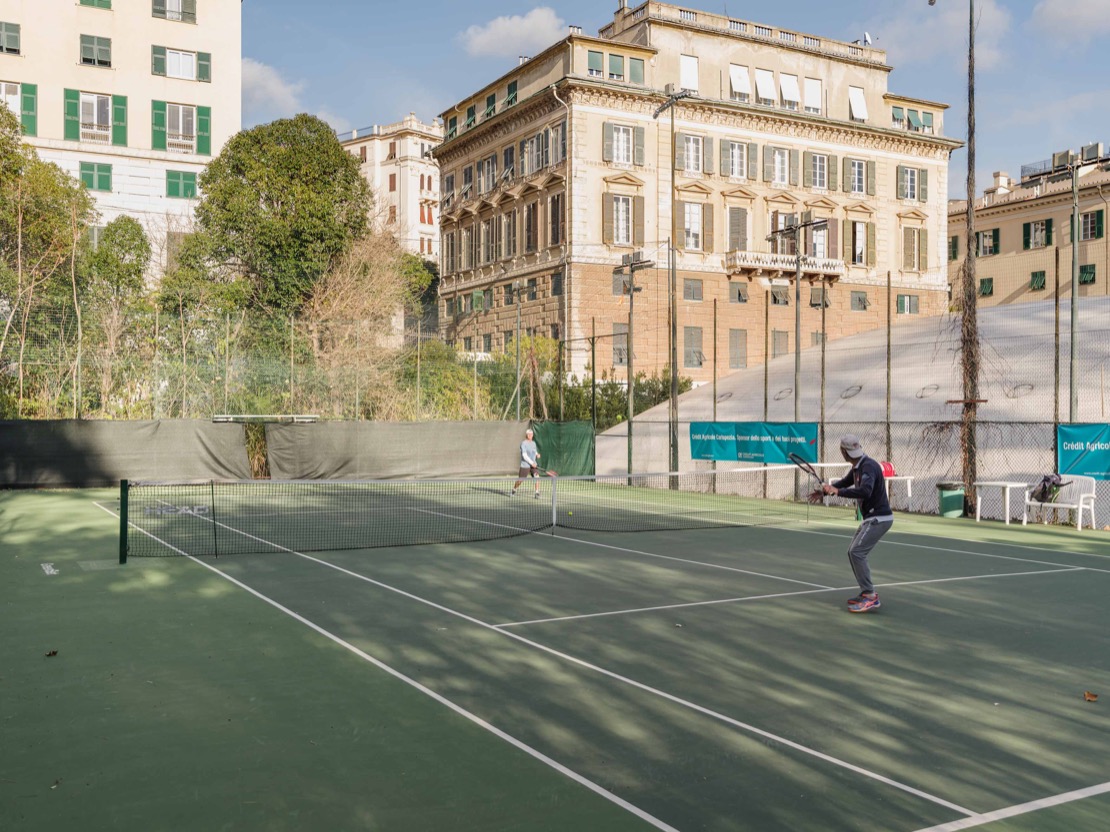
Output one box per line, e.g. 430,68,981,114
840,435,865,459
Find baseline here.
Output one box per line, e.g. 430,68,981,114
914,781,1110,832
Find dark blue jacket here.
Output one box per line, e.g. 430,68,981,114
833,456,892,519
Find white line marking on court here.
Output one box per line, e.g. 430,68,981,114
495,567,1085,627
95,504,682,832
913,780,1110,832
161,508,977,818
40,563,59,576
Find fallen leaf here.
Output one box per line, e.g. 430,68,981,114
50,779,61,789
45,650,57,658
1083,691,1099,702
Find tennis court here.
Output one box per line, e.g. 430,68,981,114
4,476,1110,832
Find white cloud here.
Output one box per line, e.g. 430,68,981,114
460,7,566,59
242,57,305,120
868,0,1012,71
1030,0,1110,44
316,107,353,135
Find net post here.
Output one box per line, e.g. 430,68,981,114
118,479,128,565
550,475,558,535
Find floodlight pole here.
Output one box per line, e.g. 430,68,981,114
1070,161,1079,422
514,279,522,421
654,87,691,480
617,252,653,482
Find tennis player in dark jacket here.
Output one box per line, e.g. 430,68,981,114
818,435,893,613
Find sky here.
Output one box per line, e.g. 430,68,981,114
242,0,1110,198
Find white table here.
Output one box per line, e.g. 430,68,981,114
884,476,914,509
973,480,1028,524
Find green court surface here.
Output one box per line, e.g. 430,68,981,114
3,488,1109,831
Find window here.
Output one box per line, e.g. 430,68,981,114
1080,264,1096,285
612,124,632,164
772,330,789,358
977,229,999,257
461,166,473,198
166,169,197,198
549,192,564,246
506,80,518,107
483,333,492,353
478,154,497,194
684,202,702,250
728,141,747,178
779,74,800,111
165,102,197,153
629,57,644,85
465,105,476,129
903,226,927,272
922,112,934,134
680,54,699,93
896,294,920,315
524,202,538,252
502,210,517,258
389,173,397,192
729,282,748,304
1024,219,1051,249
683,278,703,301
848,86,868,122
156,0,198,24
903,167,918,200
502,146,515,179
463,337,473,352
771,287,790,306
772,147,789,185
551,271,564,296
810,286,829,308
891,107,905,130
613,195,632,246
729,65,750,102
811,153,827,189
388,206,396,225
608,54,624,81
907,110,923,132
804,78,822,114
481,219,494,264
588,51,603,77
850,159,865,195
504,284,515,306
684,326,703,368
1080,210,1105,241
79,162,112,192
527,277,538,301
770,212,797,256
484,94,496,119
979,278,993,297
1,22,21,55
851,291,869,311
849,221,867,265
754,69,776,107
948,235,959,261
80,35,111,67
164,48,197,80
446,116,457,140
684,134,703,173
504,330,513,348
1,80,18,115
613,323,628,366
1030,271,1046,291
811,225,827,259
80,92,111,143
729,329,747,369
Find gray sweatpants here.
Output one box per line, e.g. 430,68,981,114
848,517,894,593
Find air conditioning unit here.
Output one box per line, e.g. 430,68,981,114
1052,150,1076,170
1081,142,1104,162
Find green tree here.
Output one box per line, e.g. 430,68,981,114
195,114,371,312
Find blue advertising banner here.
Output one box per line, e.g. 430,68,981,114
691,422,819,464
1058,424,1110,481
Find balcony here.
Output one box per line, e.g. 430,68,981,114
167,132,196,154
80,122,110,144
725,250,845,281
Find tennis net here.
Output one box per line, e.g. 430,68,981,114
119,466,820,561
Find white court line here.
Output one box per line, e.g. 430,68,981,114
96,503,681,832
495,567,1085,627
913,780,1110,832
142,506,976,818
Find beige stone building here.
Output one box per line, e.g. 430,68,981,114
0,0,242,270
947,146,1109,308
433,1,960,383
338,113,443,260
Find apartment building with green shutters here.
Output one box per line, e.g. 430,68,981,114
0,0,241,271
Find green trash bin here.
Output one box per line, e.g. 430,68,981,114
936,482,965,518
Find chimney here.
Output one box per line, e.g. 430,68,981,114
569,25,582,35
518,55,530,65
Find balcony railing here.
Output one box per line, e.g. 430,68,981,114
167,133,196,154
725,250,845,279
80,123,110,144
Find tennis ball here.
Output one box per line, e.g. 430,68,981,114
568,511,573,515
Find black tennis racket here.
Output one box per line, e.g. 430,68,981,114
788,453,826,504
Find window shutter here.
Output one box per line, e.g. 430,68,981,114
728,206,743,251
20,83,36,136
111,95,127,147
64,88,80,141
992,227,1000,252
152,45,166,76
675,201,686,248
842,157,851,192
633,126,645,166
919,168,928,202
182,0,197,23
842,219,851,262
1022,222,1031,250
674,133,686,171
866,222,877,266
198,52,212,83
196,106,211,155
828,154,838,191
602,194,614,244
633,195,645,246
166,170,180,198
153,0,166,17
1097,209,1105,239
151,100,167,150
827,216,838,259
802,151,813,188
903,227,914,271
763,145,773,182
747,143,758,180
97,164,112,192
789,149,799,186
1069,215,1074,243
602,122,614,162
720,140,730,176
703,137,714,174
866,161,876,195
896,165,906,200
1045,218,1054,246
703,204,714,252
919,229,928,271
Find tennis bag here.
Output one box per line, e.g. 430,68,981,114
880,461,896,478
1030,473,1071,503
